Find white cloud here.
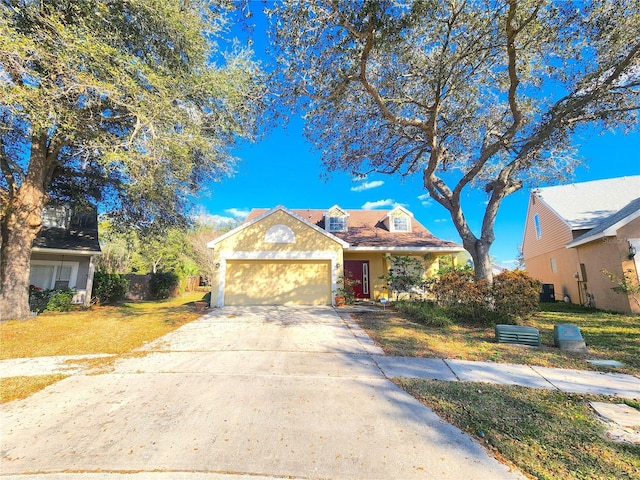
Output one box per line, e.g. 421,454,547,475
417,193,433,206
361,199,396,209
434,218,448,223
225,208,250,219
351,180,384,192
193,213,237,228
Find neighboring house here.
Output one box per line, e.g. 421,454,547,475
207,205,464,307
29,203,102,306
522,176,640,314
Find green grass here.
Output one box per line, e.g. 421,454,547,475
0,292,205,402
397,379,640,480
351,302,640,376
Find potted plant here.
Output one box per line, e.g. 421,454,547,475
334,274,361,306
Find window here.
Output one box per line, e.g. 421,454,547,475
550,257,557,273
392,216,409,232
327,216,346,232
42,205,71,229
533,214,542,239
29,261,78,290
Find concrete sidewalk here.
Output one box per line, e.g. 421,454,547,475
1,306,638,479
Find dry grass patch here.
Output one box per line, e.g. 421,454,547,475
0,292,204,359
398,379,640,480
0,292,205,402
351,303,640,376
0,375,68,403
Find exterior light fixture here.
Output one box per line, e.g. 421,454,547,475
629,241,637,260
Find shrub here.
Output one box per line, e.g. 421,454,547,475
149,271,180,299
427,269,540,325
93,271,129,304
44,289,75,312
29,287,76,312
394,300,453,327
379,255,426,300
492,270,541,321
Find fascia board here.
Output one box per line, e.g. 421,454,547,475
346,246,465,253
32,247,102,256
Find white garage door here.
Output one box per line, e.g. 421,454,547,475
224,260,332,306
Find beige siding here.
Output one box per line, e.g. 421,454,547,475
523,194,579,301
522,195,574,259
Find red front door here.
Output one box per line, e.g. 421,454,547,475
344,260,370,299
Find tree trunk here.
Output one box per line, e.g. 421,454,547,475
463,239,494,284
0,133,54,321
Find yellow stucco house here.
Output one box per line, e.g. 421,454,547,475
522,176,640,314
207,205,464,307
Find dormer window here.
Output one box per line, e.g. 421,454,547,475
325,205,348,232
328,216,346,232
382,206,413,233
42,205,71,229
392,216,409,232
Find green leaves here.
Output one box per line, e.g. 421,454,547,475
1,0,265,226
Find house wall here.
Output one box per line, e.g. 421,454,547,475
523,194,583,303
30,252,95,305
343,252,387,300
210,210,344,306
343,252,441,301
573,233,637,314
522,195,574,258
586,216,640,314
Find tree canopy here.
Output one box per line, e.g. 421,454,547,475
0,0,265,320
267,0,640,281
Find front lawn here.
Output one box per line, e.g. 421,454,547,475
0,292,205,402
351,302,640,376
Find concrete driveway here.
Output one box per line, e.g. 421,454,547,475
0,306,526,479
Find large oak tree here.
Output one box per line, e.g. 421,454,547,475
0,0,265,320
267,0,640,281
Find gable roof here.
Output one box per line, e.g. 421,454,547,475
533,175,640,230
32,205,101,254
567,197,640,248
245,207,463,252
207,205,349,249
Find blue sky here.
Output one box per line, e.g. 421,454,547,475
194,120,639,267
194,7,640,268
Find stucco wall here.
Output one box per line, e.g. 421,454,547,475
574,237,635,313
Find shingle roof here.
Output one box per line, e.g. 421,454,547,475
245,207,463,251
534,175,640,229
567,197,640,247
32,205,101,253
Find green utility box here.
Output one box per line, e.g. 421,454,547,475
495,324,541,347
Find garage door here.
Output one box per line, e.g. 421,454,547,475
224,260,332,306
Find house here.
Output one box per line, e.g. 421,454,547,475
206,205,464,307
522,176,640,313
28,203,102,306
